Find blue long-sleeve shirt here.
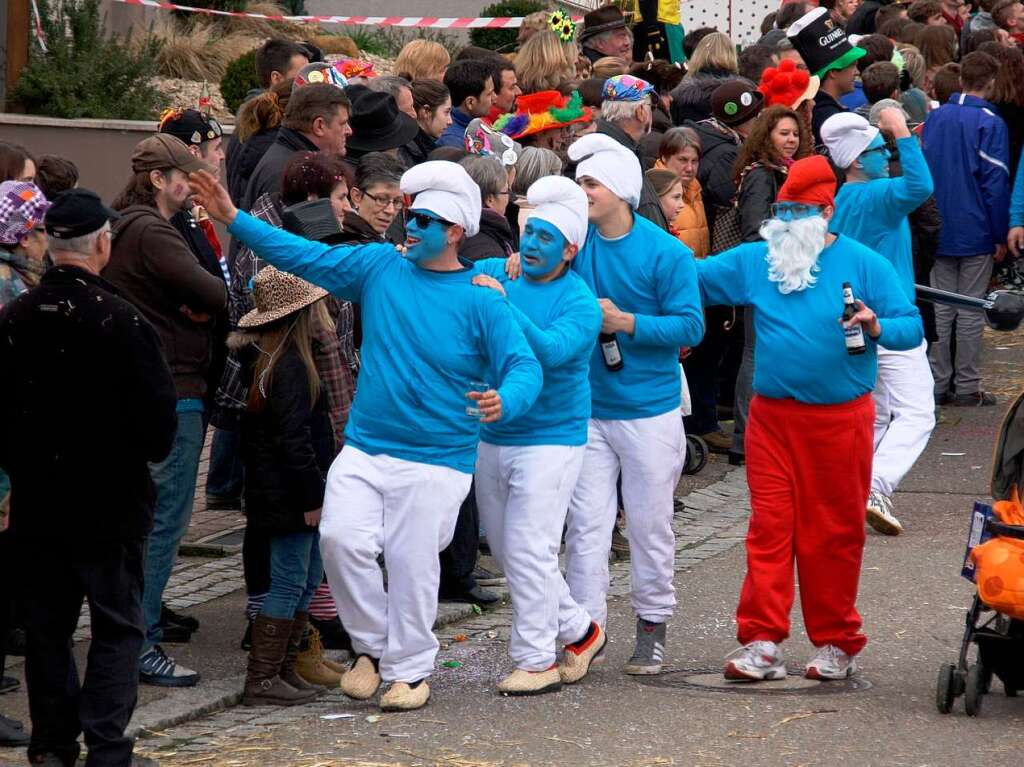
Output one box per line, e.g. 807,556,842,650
1011,145,1024,227
228,211,542,473
697,235,923,405
572,215,704,420
474,259,601,446
437,108,473,149
923,93,1010,256
830,136,934,302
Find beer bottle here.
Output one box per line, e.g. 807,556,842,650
199,80,212,116
599,332,624,371
842,282,866,356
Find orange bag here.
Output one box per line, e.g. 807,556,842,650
970,499,1024,620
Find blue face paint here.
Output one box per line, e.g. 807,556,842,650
771,202,823,222
520,219,569,279
404,208,451,263
858,134,890,180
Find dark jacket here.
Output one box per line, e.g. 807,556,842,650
460,208,516,261
400,128,437,168
238,343,334,535
242,127,320,214
0,266,177,541
582,45,605,64
228,129,277,206
687,118,742,229
338,210,387,245
812,91,848,146
595,120,670,231
846,0,891,35
737,164,786,242
670,70,743,126
104,205,227,400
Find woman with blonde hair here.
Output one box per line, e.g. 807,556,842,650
671,31,739,123
516,30,577,93
686,32,739,77
591,56,630,80
394,39,451,82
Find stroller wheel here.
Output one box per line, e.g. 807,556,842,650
965,663,985,717
683,434,708,475
936,664,956,714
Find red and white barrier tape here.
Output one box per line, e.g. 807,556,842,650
30,0,48,52
111,0,584,28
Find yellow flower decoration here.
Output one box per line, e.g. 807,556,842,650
548,9,576,42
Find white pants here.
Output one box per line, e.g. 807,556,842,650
319,446,472,683
475,443,591,671
872,341,936,497
564,410,685,627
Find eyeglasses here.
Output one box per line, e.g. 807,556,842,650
360,191,405,210
406,211,453,229
861,146,890,158
770,202,824,221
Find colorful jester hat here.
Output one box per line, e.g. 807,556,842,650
603,74,655,102
492,90,593,140
548,9,577,42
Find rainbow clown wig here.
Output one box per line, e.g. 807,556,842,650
492,90,593,140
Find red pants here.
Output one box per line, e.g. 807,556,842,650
737,393,874,656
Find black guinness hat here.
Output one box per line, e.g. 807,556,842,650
787,7,866,80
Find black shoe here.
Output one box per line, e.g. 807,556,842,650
240,619,253,651
440,585,500,606
205,493,242,511
161,603,199,632
0,714,30,747
158,622,193,644
309,616,352,651
5,628,25,657
472,565,506,586
0,674,19,694
952,391,997,407
27,754,70,765
936,391,954,406
727,451,745,466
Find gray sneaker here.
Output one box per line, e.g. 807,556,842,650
624,618,665,675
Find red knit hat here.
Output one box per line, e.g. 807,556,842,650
758,59,820,110
776,155,836,208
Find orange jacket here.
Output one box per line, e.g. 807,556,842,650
654,166,710,259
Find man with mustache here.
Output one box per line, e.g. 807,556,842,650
696,155,923,682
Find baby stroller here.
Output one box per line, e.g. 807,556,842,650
936,391,1024,716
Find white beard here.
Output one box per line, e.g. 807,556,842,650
759,215,829,294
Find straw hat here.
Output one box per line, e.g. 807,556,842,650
238,266,327,329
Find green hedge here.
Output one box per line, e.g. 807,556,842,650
469,0,547,52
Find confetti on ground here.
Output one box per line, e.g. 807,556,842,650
320,713,356,720
453,633,468,642
941,452,966,456
774,709,839,727
472,604,483,615
442,660,462,668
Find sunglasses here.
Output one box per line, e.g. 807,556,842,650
770,202,824,221
406,211,453,229
861,145,890,158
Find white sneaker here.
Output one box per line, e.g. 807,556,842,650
723,640,786,681
805,645,858,680
866,491,903,535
